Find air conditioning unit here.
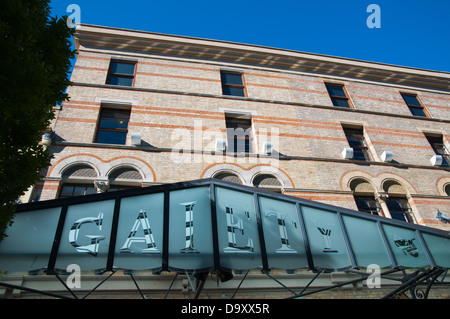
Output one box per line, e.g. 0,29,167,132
342,148,354,159
216,139,226,152
430,155,443,166
131,132,141,146
381,151,393,162
262,142,273,155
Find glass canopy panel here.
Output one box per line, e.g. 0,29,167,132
215,187,262,270
301,206,352,270
0,208,61,272
259,196,308,270
54,200,115,272
422,233,450,268
114,193,164,270
382,224,429,268
342,215,391,268
168,187,214,271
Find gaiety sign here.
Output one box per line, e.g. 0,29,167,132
0,180,449,273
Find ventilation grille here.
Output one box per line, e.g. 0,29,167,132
253,175,281,187
213,173,242,184
350,179,375,193
62,165,97,178
383,181,407,195
109,168,142,180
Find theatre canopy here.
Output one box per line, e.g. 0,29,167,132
0,179,449,274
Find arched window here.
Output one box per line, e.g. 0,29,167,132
253,174,283,193
445,184,450,196
350,178,380,216
60,165,98,198
62,165,97,179
212,172,243,184
383,180,414,223
108,167,143,191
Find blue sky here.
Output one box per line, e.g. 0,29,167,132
49,0,450,72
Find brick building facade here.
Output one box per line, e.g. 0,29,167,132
12,24,450,298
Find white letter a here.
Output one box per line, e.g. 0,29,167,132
366,4,381,29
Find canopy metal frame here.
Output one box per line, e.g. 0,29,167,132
1,178,449,299
0,267,448,299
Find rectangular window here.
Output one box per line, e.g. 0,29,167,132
221,71,246,97
95,107,131,145
354,195,380,216
59,184,96,198
425,134,449,167
106,60,136,86
326,83,352,108
343,126,371,161
386,197,414,223
225,115,252,153
401,93,429,117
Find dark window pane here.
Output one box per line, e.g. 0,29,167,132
426,135,447,156
401,94,421,107
344,130,365,147
228,137,251,153
100,118,129,129
354,196,380,215
227,133,252,153
85,187,97,195
226,117,252,153
60,186,75,198
352,148,369,161
409,106,427,117
96,130,127,145
111,62,135,75
73,186,88,197
347,138,365,148
222,86,245,96
390,212,409,223
386,198,410,212
433,144,447,156
221,72,243,86
60,185,96,198
343,128,370,161
386,198,413,223
326,85,347,98
99,109,130,129
426,135,449,167
108,76,134,87
225,118,252,129
331,98,350,107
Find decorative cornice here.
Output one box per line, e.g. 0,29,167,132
74,24,450,92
